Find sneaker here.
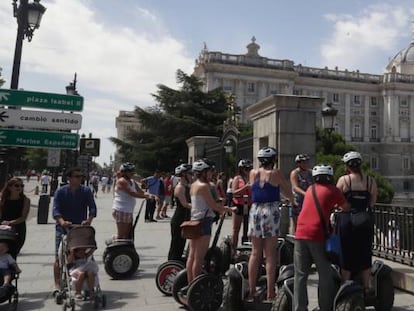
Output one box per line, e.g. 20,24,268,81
162,214,169,218
150,219,158,222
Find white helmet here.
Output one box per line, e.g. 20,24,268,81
342,151,362,167
175,164,192,176
119,162,135,172
295,154,310,163
238,159,253,169
312,164,333,177
192,159,212,172
257,147,277,158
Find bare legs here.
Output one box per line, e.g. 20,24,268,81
186,236,210,284
248,236,278,300
231,214,242,251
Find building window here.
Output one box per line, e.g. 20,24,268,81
370,125,377,140
371,156,379,170
403,156,410,170
353,123,361,138
370,111,377,116
223,79,233,91
293,89,302,95
400,98,408,107
370,97,377,106
247,82,255,93
270,88,278,95
333,93,339,102
354,95,360,105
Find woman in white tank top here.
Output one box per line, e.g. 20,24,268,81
186,159,235,284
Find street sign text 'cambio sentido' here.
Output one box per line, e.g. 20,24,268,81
0,89,83,111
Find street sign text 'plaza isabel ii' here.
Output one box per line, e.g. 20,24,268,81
0,89,83,111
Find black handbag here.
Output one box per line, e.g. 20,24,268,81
350,210,372,229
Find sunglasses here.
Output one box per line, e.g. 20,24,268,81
13,184,24,188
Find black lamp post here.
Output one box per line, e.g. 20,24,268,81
65,73,80,168
10,0,46,90
321,102,338,134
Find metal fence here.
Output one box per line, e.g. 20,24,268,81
372,203,414,266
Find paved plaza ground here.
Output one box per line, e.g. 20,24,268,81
8,177,414,311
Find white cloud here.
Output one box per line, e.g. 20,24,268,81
0,0,194,166
321,4,414,73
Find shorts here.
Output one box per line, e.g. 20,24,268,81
248,201,280,238
0,268,13,277
158,195,165,204
234,204,250,216
164,195,172,205
55,227,64,257
200,217,214,236
112,210,133,224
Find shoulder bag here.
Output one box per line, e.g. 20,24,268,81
180,210,208,239
311,185,341,261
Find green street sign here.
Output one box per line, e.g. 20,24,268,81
0,89,83,111
0,128,79,149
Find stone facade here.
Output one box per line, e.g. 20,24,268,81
193,36,414,201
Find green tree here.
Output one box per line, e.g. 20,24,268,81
316,128,394,203
110,70,227,176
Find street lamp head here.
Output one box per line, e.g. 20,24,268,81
13,0,46,42
321,102,338,133
27,0,46,29
224,139,233,154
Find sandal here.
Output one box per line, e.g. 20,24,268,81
52,289,60,297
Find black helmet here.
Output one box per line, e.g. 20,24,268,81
119,162,135,172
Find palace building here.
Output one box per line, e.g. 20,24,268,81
193,36,414,202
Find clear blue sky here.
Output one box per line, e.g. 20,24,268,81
0,0,413,167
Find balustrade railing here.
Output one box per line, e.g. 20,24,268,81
372,203,414,266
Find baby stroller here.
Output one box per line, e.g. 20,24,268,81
0,225,19,311
54,226,106,310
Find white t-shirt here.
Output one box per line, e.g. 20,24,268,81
40,175,50,185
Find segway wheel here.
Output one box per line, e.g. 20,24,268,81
187,274,223,311
374,273,394,311
222,270,245,311
271,287,291,311
219,237,232,274
172,269,188,305
336,292,364,311
104,247,139,279
155,260,185,296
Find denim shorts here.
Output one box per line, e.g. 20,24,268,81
55,227,64,257
201,217,214,236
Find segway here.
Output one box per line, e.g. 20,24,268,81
222,237,294,311
155,246,188,296
103,200,144,279
172,213,228,311
220,194,251,272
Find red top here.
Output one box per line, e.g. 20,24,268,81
295,183,346,242
232,175,252,206
164,177,172,196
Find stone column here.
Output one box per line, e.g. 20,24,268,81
247,95,322,178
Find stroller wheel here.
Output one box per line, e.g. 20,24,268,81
55,293,64,305
101,294,107,308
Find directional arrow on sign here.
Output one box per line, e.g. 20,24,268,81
0,92,10,102
0,108,82,130
0,111,9,122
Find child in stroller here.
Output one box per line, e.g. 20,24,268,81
55,225,106,309
68,246,98,300
0,225,20,309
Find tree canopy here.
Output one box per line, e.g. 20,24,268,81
315,128,394,203
110,70,228,176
